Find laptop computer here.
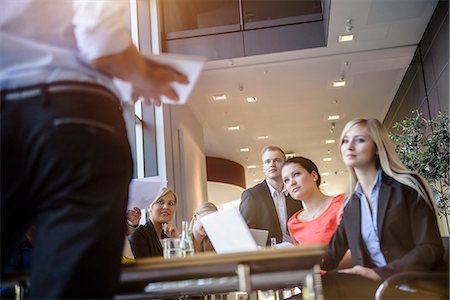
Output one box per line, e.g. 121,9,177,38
249,228,269,248
201,207,269,254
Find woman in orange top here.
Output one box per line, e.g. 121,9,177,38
282,156,344,245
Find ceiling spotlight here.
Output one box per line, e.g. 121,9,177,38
333,79,346,87
325,139,336,144
328,115,340,120
323,157,332,162
321,172,330,176
253,178,262,182
240,148,250,152
227,126,240,131
247,165,257,169
338,34,354,42
285,153,296,159
212,94,227,101
246,96,258,103
257,135,269,140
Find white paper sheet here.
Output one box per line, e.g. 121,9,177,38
127,177,167,210
144,53,207,105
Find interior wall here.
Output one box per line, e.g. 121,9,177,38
384,0,449,128
164,104,208,226
383,0,449,235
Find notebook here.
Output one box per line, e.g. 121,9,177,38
201,207,268,254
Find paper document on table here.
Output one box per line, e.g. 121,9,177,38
274,242,294,248
144,53,207,105
127,177,167,210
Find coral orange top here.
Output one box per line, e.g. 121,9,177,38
288,194,345,245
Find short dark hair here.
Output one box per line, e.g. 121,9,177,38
282,156,321,187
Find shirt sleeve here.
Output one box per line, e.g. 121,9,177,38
72,0,132,60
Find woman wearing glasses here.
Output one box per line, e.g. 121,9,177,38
128,188,179,258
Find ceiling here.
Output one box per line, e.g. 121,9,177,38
187,0,439,196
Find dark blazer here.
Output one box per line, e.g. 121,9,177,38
239,179,303,245
322,172,444,279
128,221,163,259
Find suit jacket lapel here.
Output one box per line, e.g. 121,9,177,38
348,194,374,265
348,194,362,244
377,173,393,238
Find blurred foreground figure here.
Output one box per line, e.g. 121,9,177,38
1,0,187,298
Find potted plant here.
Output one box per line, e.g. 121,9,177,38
390,110,450,235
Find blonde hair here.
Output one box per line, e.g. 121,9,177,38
261,146,286,158
340,118,436,211
189,202,218,232
147,187,177,220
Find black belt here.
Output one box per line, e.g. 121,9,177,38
1,81,118,102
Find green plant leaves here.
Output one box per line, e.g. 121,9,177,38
390,110,450,217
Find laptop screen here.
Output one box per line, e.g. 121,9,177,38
201,207,267,254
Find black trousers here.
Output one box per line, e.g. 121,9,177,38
1,82,133,299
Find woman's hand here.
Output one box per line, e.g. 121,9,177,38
338,265,381,281
163,223,179,238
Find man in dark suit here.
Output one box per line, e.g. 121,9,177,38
239,146,303,245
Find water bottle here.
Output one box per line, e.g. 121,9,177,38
179,220,194,257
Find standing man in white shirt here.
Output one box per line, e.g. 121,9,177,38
239,146,303,245
0,1,188,298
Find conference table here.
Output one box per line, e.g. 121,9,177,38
116,244,325,300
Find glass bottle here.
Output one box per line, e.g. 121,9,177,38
179,220,194,257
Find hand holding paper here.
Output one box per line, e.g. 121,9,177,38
127,177,167,210
144,53,207,105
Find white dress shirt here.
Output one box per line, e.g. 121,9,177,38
266,182,292,243
0,0,132,95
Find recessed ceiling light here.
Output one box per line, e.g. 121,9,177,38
321,172,330,176
332,80,346,87
257,135,269,140
227,126,240,131
325,139,336,144
327,115,340,120
247,165,257,169
338,34,354,42
323,157,332,162
212,94,227,101
253,178,262,182
246,96,258,103
240,148,250,152
321,183,328,186
286,153,296,159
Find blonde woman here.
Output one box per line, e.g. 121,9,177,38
128,188,179,258
321,118,445,299
189,202,218,253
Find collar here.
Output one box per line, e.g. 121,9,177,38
266,180,288,197
355,168,382,197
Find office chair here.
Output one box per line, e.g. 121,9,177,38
375,236,449,300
